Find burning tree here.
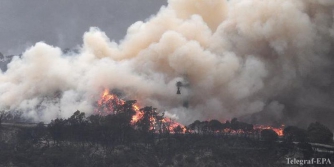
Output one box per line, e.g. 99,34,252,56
94,88,289,140
95,89,186,134
136,106,157,133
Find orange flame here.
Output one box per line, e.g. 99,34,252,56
96,89,186,132
97,89,284,136
130,104,143,124
95,89,124,115
161,117,186,133
254,124,284,136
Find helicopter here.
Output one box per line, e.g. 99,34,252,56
175,81,190,108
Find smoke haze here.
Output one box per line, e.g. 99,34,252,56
1,0,334,127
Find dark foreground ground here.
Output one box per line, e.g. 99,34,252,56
0,124,333,167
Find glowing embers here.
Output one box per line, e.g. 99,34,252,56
254,124,284,136
224,125,284,136
161,117,186,133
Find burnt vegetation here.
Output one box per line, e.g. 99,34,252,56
0,102,333,167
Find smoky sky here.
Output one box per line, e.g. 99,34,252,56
0,0,167,55
1,0,334,129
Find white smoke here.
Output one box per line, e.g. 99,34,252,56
1,0,334,124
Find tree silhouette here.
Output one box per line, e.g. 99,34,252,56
188,120,201,134
307,122,333,144
173,125,183,134
47,118,66,145
208,120,222,133
230,118,239,132
283,126,308,143
261,129,278,142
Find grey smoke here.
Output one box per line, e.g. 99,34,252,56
0,0,334,128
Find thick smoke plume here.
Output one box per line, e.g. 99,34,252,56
1,0,334,125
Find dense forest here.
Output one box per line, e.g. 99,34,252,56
0,101,333,167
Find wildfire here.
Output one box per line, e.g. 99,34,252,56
96,89,141,121
96,89,125,115
161,117,187,133
130,104,143,124
254,124,284,136
96,89,186,132
96,89,284,136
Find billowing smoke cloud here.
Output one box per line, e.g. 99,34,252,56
1,0,334,125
